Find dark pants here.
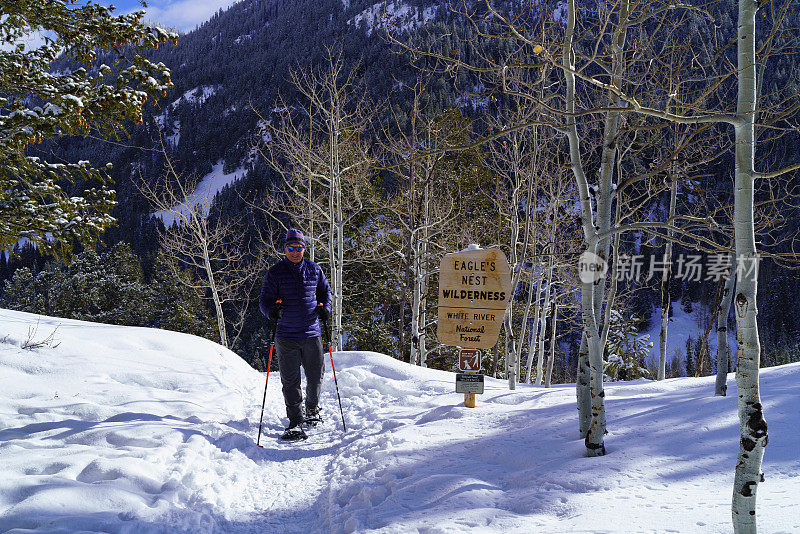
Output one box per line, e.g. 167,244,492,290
275,336,325,425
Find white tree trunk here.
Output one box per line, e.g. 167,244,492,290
202,238,228,348
545,301,558,388
562,0,606,451
505,311,517,389
716,253,736,396
409,212,430,366
523,269,544,383
505,135,537,386
731,0,768,527
576,332,591,437
307,125,316,263
535,255,554,385
658,179,678,380
582,0,628,453
328,122,338,346
419,302,427,367
419,185,430,367
334,218,344,350
410,231,420,366
582,244,606,456
325,114,344,351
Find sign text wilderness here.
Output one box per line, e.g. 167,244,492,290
441,290,507,301
437,247,512,350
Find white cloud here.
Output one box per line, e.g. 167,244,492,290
0,1,236,53
0,30,51,52
134,0,242,33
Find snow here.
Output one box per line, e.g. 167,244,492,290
154,161,246,227
455,81,491,111
644,302,737,369
61,94,84,108
348,1,438,36
166,119,181,146
42,103,62,116
1,307,798,533
1,30,50,53
153,110,180,145
552,1,568,24
256,118,271,143
153,112,166,129
169,86,220,110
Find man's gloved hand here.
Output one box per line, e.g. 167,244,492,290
268,302,282,322
315,305,330,322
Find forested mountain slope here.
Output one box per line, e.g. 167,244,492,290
3,0,800,374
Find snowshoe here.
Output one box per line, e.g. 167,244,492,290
280,425,307,441
303,407,323,428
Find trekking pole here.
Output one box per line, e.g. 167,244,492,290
320,307,346,433
256,300,281,447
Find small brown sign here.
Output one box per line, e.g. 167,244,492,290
437,247,512,350
459,349,482,372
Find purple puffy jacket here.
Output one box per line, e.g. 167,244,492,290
258,258,332,339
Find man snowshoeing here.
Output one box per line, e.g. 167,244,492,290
259,228,332,441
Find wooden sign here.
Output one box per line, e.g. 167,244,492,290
437,246,512,350
459,349,482,372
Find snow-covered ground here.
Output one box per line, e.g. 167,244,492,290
349,1,438,36
1,308,798,533
155,161,247,227
170,86,220,109
644,303,737,368
153,85,220,134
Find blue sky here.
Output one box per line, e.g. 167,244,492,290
92,0,241,33
1,0,234,52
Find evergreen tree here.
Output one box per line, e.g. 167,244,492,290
147,250,216,339
33,261,67,317
685,336,695,377
43,247,149,325
694,337,712,376
0,1,175,258
104,242,150,325
667,352,682,378
0,251,8,283
604,310,652,381
0,267,43,313
1,244,215,338
682,294,694,314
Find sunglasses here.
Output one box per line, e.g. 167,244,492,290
286,245,305,252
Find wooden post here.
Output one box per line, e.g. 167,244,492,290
464,393,476,407
465,370,477,408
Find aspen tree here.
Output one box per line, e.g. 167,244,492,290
392,1,799,485
715,253,736,396
137,154,251,349
544,300,558,388
257,49,376,350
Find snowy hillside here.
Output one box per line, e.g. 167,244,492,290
644,304,737,367
348,1,438,36
1,308,798,533
154,161,248,227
